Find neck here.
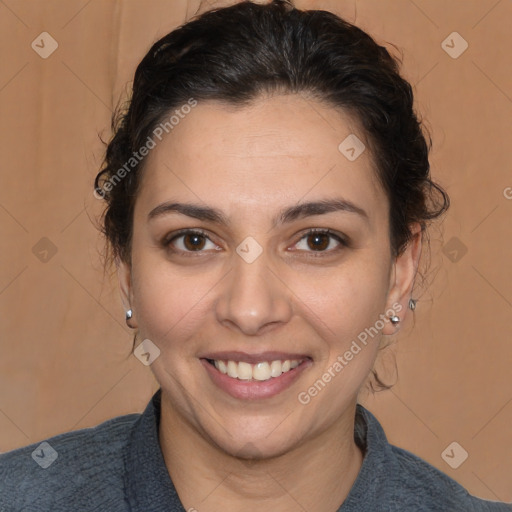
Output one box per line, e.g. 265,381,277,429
158,395,364,512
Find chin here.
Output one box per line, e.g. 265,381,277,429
206,420,301,461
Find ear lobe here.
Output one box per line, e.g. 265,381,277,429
116,257,136,327
382,223,422,335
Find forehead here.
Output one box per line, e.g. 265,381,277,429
136,94,386,222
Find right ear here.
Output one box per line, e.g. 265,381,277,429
116,256,137,328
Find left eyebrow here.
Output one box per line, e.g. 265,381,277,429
276,198,369,226
147,198,369,227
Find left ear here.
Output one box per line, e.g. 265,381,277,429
382,222,422,335
117,256,138,329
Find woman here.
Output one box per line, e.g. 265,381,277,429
1,1,510,510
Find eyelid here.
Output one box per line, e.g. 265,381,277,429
164,228,211,244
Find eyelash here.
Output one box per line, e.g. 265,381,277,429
163,228,348,257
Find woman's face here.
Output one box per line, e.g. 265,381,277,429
119,94,420,458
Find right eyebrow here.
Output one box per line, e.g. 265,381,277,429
148,202,229,224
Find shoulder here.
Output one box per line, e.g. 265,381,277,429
351,406,511,511
388,443,511,511
0,412,141,511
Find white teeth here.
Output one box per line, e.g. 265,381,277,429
211,358,303,381
253,362,271,381
227,360,238,378
270,360,282,377
237,361,253,380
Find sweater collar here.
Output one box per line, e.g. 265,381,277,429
124,388,183,510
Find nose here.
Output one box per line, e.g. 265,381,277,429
214,247,293,336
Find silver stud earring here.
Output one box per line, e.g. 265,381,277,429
408,298,417,310
126,309,133,321
389,315,400,325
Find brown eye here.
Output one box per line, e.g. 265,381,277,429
306,232,330,251
183,233,207,251
166,229,218,254
293,229,346,253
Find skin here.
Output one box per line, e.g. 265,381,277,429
118,93,422,512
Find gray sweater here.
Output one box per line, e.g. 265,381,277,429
0,389,510,511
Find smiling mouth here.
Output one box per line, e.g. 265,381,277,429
205,358,309,381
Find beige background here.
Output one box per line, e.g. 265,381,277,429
0,0,511,503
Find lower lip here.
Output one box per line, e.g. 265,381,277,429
200,359,312,400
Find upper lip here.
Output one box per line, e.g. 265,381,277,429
199,351,312,364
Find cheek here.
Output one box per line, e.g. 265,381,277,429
288,256,390,338
130,254,221,345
